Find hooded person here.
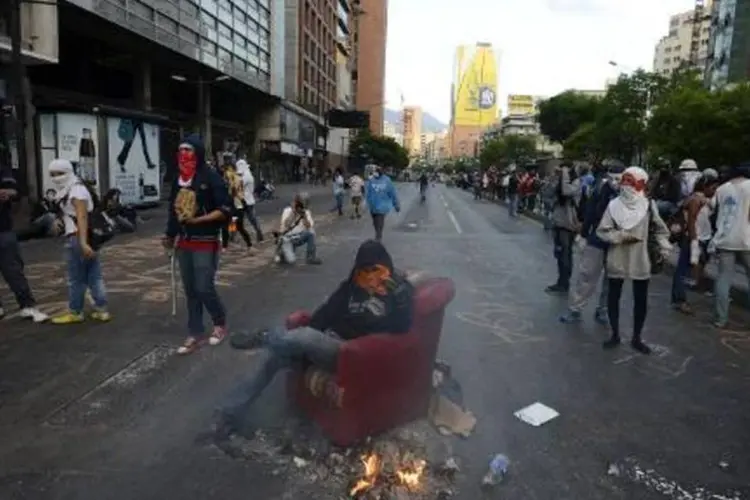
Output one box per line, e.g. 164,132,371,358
48,158,110,325
235,159,263,241
219,240,414,437
596,166,671,354
219,160,253,250
163,134,233,354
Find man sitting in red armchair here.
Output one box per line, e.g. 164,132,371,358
217,240,414,438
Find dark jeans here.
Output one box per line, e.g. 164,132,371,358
221,327,341,427
553,228,575,289
244,204,263,239
116,120,154,171
0,231,36,309
334,192,344,215
671,237,691,304
608,278,649,340
371,213,386,241
221,209,251,248
177,248,226,336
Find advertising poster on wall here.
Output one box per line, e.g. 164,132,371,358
39,113,100,198
107,117,160,205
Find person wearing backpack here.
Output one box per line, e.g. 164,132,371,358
163,134,233,355
546,163,580,294
48,159,112,325
560,163,623,325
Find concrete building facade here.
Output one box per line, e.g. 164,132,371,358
402,105,421,157
705,0,750,90
653,2,712,76
352,0,387,135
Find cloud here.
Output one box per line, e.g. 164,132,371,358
545,0,609,14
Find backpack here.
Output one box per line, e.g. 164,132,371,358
62,182,116,251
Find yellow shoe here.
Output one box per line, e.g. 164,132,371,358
51,312,85,324
90,310,112,322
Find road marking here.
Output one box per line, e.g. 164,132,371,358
446,209,462,234
609,457,742,500
44,346,174,426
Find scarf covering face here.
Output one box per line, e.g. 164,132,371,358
49,158,79,201
350,240,395,296
177,146,197,185
609,166,649,230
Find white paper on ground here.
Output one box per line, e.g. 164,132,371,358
514,402,560,427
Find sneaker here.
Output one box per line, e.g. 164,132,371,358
306,257,323,265
177,336,202,355
545,284,568,294
51,311,85,325
673,303,694,315
594,309,609,325
559,311,582,324
90,310,112,322
20,307,49,323
209,326,228,346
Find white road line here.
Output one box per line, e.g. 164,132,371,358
446,209,463,234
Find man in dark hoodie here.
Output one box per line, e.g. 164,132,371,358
218,240,414,435
163,134,233,355
559,162,623,324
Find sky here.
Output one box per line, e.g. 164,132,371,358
384,0,697,124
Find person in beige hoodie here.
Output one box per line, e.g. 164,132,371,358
596,166,672,354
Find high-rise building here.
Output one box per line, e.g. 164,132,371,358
352,0,388,135
705,0,750,89
449,42,499,157
652,2,713,77
383,120,403,145
506,95,544,117
402,105,422,157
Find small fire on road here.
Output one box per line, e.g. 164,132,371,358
350,452,427,497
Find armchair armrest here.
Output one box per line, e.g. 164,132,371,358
286,310,312,329
336,333,422,392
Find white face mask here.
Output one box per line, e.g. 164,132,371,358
50,173,72,190
620,185,639,202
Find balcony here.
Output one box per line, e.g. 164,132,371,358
0,0,59,64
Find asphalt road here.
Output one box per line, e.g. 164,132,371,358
0,184,748,500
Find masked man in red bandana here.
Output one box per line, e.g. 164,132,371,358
163,134,233,355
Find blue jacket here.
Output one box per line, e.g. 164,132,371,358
165,134,232,243
581,177,618,250
365,174,400,215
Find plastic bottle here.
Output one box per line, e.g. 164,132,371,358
482,454,509,487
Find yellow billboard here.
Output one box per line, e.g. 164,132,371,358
507,95,536,116
452,43,499,127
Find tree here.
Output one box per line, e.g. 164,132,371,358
563,122,604,162
349,129,410,170
479,135,537,167
537,90,602,144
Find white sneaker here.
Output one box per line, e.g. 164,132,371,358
20,307,49,323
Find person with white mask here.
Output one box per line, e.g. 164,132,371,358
236,159,263,242
596,167,671,354
48,159,111,325
0,160,48,322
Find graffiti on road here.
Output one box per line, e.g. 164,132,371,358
456,301,544,344
612,344,693,380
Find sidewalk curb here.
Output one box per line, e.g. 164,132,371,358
471,189,750,311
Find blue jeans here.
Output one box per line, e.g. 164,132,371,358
508,193,519,217
177,249,226,336
553,228,574,289
65,237,107,313
671,238,691,304
221,327,341,427
714,250,750,325
289,230,317,260
334,192,344,214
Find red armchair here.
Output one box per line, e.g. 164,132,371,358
285,277,456,447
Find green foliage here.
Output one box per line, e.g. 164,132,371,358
537,90,601,144
349,129,410,171
479,135,537,168
555,68,750,169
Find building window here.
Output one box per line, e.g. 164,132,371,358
200,0,217,15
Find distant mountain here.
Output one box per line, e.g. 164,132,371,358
383,108,447,133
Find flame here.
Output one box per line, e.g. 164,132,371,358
396,459,427,490
350,454,381,496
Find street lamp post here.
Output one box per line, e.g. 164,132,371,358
170,74,229,155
